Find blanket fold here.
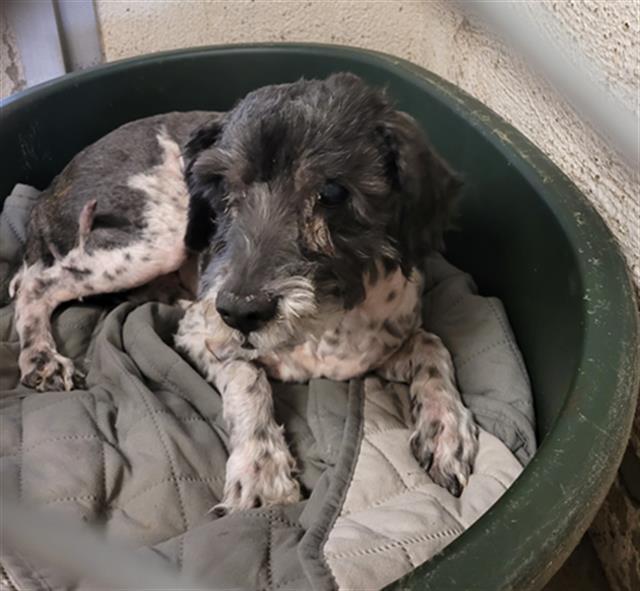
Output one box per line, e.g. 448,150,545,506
0,185,535,590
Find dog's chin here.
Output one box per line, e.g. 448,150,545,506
246,320,310,354
205,313,314,363
247,289,346,355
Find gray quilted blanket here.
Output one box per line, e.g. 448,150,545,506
0,184,536,590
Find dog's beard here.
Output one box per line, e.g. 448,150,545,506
248,275,317,350
203,275,323,361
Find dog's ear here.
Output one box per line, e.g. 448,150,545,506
184,113,225,252
184,115,225,162
379,111,462,273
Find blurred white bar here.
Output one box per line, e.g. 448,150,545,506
455,1,639,168
4,0,66,87
1,499,208,590
54,0,103,72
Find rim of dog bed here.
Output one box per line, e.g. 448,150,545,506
1,43,638,591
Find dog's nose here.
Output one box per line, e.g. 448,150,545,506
216,291,278,334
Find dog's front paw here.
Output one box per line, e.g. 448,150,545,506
213,443,301,516
411,401,479,497
20,347,84,392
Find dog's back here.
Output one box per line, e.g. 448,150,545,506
12,111,215,390
24,111,213,266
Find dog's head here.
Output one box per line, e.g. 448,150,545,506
184,73,460,353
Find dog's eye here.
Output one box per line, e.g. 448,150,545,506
210,174,228,195
318,181,349,207
205,174,231,215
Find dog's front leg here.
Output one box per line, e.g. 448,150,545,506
210,359,301,514
376,331,479,496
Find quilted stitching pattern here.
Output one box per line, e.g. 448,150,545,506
0,301,320,590
1,185,535,590
0,305,226,536
324,377,523,590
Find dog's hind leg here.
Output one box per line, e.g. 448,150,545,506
13,237,187,391
14,125,195,391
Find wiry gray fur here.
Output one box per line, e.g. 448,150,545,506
25,112,213,266
187,73,460,307
12,73,478,508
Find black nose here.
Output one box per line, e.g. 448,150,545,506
216,291,278,334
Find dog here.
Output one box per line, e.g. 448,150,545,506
11,73,479,513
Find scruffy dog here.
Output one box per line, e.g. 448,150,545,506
11,73,478,513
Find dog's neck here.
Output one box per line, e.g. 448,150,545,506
259,266,424,382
